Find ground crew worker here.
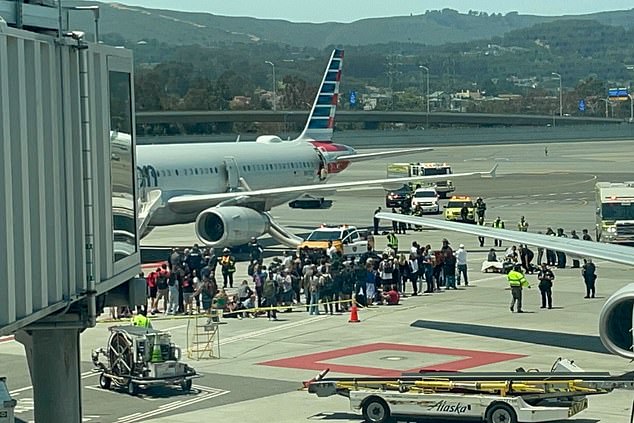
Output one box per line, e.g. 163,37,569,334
508,264,530,313
537,263,554,309
493,217,505,247
131,310,152,328
220,248,236,288
518,216,528,232
386,231,399,252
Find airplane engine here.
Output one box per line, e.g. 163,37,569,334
599,283,634,359
195,206,270,247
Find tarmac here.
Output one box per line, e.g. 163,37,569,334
2,138,634,422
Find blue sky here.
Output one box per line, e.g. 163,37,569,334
100,1,633,22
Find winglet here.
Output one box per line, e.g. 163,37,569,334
482,163,498,178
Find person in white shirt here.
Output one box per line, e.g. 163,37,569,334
408,254,419,295
456,244,469,286
326,241,338,259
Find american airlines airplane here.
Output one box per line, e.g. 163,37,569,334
376,211,634,361
135,49,494,248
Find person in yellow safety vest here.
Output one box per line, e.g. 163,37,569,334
131,310,152,328
493,216,505,247
508,264,530,313
220,248,237,288
386,231,399,252
518,216,529,232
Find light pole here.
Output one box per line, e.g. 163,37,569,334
265,60,276,111
599,98,610,118
552,72,562,116
419,65,430,114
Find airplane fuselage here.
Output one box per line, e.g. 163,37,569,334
136,140,345,226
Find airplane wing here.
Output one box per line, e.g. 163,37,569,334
375,212,634,267
336,147,433,162
167,165,498,213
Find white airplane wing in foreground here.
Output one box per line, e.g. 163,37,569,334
168,165,498,213
335,147,433,162
375,212,634,267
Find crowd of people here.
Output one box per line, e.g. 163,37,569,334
116,208,601,323
120,232,483,322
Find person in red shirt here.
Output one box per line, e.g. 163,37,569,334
146,267,159,314
381,285,400,305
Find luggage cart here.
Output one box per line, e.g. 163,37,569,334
305,359,634,423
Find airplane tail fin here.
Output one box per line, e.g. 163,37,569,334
296,48,343,143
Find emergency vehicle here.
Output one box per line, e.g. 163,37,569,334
386,162,455,198
411,187,440,214
444,195,476,223
298,225,369,256
595,182,634,244
305,359,634,423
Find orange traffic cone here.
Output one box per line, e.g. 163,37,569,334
348,299,360,323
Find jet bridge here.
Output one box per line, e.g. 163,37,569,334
0,2,143,422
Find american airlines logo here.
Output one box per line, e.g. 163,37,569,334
427,400,471,414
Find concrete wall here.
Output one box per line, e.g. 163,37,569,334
0,22,139,335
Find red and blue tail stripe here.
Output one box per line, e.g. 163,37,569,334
297,48,343,142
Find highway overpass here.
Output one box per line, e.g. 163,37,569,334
136,110,623,128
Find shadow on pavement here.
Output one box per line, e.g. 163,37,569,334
410,320,610,355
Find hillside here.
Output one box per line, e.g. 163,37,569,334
68,2,634,48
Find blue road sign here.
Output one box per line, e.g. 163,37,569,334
578,99,586,112
608,87,628,97
349,91,357,105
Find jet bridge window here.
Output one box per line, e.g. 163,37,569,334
108,70,138,262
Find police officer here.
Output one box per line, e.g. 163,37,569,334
517,216,528,232
373,206,382,235
508,264,530,313
475,197,487,221
477,214,486,247
582,229,593,241
570,230,580,268
555,228,567,268
537,263,554,309
582,258,597,298
493,217,505,247
248,237,264,264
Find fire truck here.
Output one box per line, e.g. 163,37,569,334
595,182,634,244
386,162,455,198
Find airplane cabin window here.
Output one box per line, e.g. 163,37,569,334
194,168,198,175
175,169,179,176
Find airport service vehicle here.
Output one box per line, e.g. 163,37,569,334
444,195,476,223
385,185,412,208
92,326,199,395
411,187,440,213
306,359,634,423
386,162,455,198
298,225,369,256
595,181,634,244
